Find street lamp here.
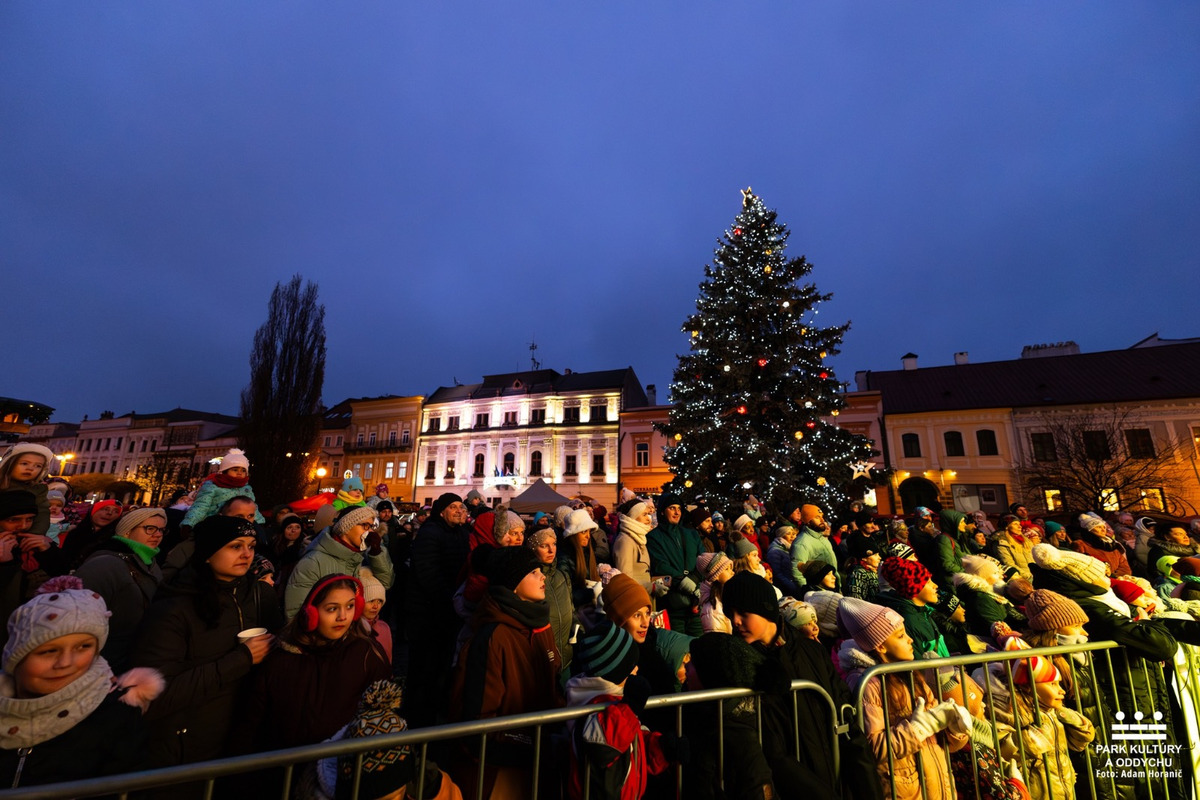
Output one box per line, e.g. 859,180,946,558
315,467,327,493
56,453,74,476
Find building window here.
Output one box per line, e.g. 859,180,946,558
336,436,343,446
385,462,394,479
1030,433,1057,462
1124,429,1155,459
1042,489,1064,511
398,461,408,479
503,452,515,474
353,463,361,477
357,433,365,446
425,460,436,479
976,429,998,456
474,454,486,477
591,454,605,475
530,409,546,425
365,463,374,479
530,451,542,476
401,429,410,445
474,413,489,429
943,431,965,458
83,440,91,452
589,404,607,423
635,442,650,467
140,440,148,452
564,455,578,476
445,460,456,478
1139,488,1165,512
105,438,111,450
1099,488,1120,512
114,437,122,450
97,461,105,474
503,411,517,426
563,407,581,424
128,441,135,452
369,432,377,446
388,431,396,446
901,433,921,458
149,440,156,452
324,436,332,447
447,416,460,431
1083,431,1111,461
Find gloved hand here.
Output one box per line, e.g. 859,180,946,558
677,575,699,600
931,700,972,736
365,531,383,556
907,697,946,741
652,577,672,597
623,675,652,719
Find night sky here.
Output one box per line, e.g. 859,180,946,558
4,4,1198,424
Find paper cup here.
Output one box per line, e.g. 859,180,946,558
237,627,268,643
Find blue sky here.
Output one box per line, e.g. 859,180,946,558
3,3,1198,422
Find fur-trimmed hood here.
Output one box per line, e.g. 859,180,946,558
951,570,1010,602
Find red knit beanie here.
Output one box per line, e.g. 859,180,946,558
1111,579,1146,605
879,556,931,599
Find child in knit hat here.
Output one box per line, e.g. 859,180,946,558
565,621,672,800
181,448,265,528
333,477,367,511
0,576,164,788
876,556,951,658
357,568,392,664
0,444,55,537
992,656,1095,800
836,597,971,800
696,551,734,634
950,555,1026,642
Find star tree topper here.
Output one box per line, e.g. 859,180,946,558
741,186,755,209
851,461,877,480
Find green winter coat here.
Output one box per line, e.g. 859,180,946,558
646,522,702,615
283,530,393,619
790,527,841,591
876,590,949,658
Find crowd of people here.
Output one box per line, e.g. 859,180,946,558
2,440,1200,799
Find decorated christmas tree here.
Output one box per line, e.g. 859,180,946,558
658,188,876,511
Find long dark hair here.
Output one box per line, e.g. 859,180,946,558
567,535,598,587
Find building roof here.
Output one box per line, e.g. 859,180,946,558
426,367,649,407
857,342,1200,415
128,408,240,425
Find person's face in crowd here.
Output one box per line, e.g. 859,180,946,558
499,525,525,547
778,527,797,546
820,570,837,590
800,620,820,641
92,505,122,527
378,507,393,522
1007,519,1022,536
861,552,881,571
376,488,389,498
664,504,682,525
10,454,46,482
1014,506,1029,520
1057,623,1087,638
125,515,166,550
788,507,803,526
698,517,713,534
744,550,762,572
208,535,257,581
1033,677,1066,710
1130,592,1157,617
416,512,429,526
1117,513,1134,528
341,520,375,548
363,598,384,622
14,633,98,698
957,517,967,533
636,508,653,526
863,521,879,535
731,610,776,646
575,529,592,547
949,605,967,625
514,568,546,602
316,587,359,640
223,466,248,480
274,507,292,523
48,498,64,514
0,513,35,534
715,561,735,584
916,579,940,606
1025,527,1043,544
1165,526,1190,546
713,519,726,534
622,606,652,643
808,512,828,533
533,536,556,565
345,488,364,502
442,502,468,526
224,500,258,523
874,626,914,663
973,532,988,547
283,522,303,542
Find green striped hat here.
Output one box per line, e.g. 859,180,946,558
578,621,639,685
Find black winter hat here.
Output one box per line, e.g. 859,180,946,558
0,490,37,521
486,547,542,591
846,534,878,561
802,560,837,587
722,571,779,622
192,515,257,565
431,492,463,518
656,492,683,513
689,632,766,689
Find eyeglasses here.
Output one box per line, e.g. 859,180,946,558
138,525,164,535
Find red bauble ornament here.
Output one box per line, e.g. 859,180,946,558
736,405,748,415
805,421,816,429
733,227,742,237
756,358,768,368
819,371,829,379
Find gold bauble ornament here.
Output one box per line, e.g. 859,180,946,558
816,476,827,486
764,265,772,274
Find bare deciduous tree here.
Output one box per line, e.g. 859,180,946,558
1018,406,1189,514
239,275,326,508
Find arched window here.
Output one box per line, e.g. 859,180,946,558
473,453,485,477
503,452,515,475
530,450,542,476
901,433,922,458
943,431,965,457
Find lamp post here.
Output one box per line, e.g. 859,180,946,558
315,467,327,493
56,453,74,476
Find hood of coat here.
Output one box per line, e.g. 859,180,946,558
1080,530,1121,551
1153,538,1200,559
564,674,623,707
952,570,1009,600
307,530,364,566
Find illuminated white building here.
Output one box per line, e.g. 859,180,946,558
414,368,649,507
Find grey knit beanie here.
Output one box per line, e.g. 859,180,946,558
4,577,111,674
333,505,377,539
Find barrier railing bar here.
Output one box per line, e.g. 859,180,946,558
531,723,542,800
475,733,487,800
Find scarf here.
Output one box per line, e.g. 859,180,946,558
336,491,365,508
113,535,159,566
0,657,114,749
488,585,551,629
206,471,249,489
619,514,651,547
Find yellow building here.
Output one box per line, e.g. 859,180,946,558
618,396,672,498
854,340,1200,517
320,395,424,502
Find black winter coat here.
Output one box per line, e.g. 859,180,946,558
130,567,283,768
406,516,470,637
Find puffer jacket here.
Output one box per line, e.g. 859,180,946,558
180,481,265,528
766,537,803,598
611,528,652,595
992,530,1036,582
540,561,575,671
993,697,1094,800
284,529,393,619
842,642,968,800
1072,532,1131,578
952,571,1026,638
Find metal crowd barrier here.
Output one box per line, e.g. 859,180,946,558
851,640,1200,800
0,679,840,800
